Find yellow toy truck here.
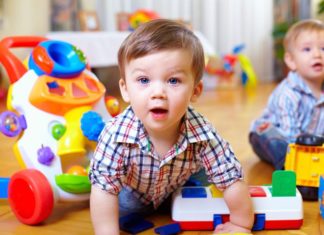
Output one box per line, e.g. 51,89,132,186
285,134,324,201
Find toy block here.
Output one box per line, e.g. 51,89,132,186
252,214,265,231
119,213,154,234
272,170,296,196
154,223,181,235
172,170,303,231
319,175,324,218
181,187,207,198
213,214,222,228
0,177,9,198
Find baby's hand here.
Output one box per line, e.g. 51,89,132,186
214,221,251,234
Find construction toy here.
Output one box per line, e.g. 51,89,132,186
154,223,181,235
319,175,324,219
285,134,324,200
119,212,154,234
172,170,303,231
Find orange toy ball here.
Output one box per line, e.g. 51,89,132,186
67,165,88,176
105,96,120,117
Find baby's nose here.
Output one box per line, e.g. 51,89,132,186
314,48,323,57
151,83,166,99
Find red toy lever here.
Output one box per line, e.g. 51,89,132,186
0,36,47,84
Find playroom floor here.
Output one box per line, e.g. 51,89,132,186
0,82,323,235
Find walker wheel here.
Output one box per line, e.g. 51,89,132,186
8,169,54,225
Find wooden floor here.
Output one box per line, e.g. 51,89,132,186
0,82,323,235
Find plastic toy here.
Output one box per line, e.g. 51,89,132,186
154,223,181,235
119,212,154,234
128,9,160,31
0,177,10,198
285,134,324,200
172,170,303,231
0,87,6,100
205,44,257,89
105,95,120,117
0,36,118,225
319,175,324,219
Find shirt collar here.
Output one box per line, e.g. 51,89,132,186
287,71,324,105
287,71,314,96
114,106,215,149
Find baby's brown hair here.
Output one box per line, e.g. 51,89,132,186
118,19,205,84
284,19,324,53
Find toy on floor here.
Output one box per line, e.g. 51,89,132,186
128,9,160,31
154,223,181,235
204,44,257,89
119,213,154,234
319,175,324,219
0,36,119,225
285,134,324,201
172,170,303,231
0,177,10,198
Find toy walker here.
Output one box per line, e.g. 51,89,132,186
0,36,116,225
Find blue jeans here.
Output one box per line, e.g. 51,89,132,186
118,188,155,216
118,168,209,216
249,124,288,170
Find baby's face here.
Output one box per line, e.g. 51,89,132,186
119,49,202,136
288,30,324,83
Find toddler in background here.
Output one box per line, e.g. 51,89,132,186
249,19,324,176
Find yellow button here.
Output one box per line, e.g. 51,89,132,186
209,184,223,198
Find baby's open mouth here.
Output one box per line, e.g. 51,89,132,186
150,108,168,114
312,62,323,70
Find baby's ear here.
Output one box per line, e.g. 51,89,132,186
190,81,203,102
284,52,297,71
119,78,130,103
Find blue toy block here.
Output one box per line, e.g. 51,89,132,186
181,187,207,198
213,213,265,231
213,214,222,228
154,223,181,235
319,176,324,219
252,214,265,231
0,177,10,198
119,213,154,234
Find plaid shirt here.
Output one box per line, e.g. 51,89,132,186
251,71,324,142
90,106,243,208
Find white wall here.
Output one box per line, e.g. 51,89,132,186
0,0,50,87
97,0,274,82
0,0,50,37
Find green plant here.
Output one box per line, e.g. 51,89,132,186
272,21,295,60
318,0,324,14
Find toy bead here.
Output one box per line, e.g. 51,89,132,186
37,145,55,166
67,165,88,176
105,96,120,117
81,111,105,141
0,111,26,137
51,123,66,140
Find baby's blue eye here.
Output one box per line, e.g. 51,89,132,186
321,47,324,51
139,77,149,84
303,47,311,52
169,78,179,85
